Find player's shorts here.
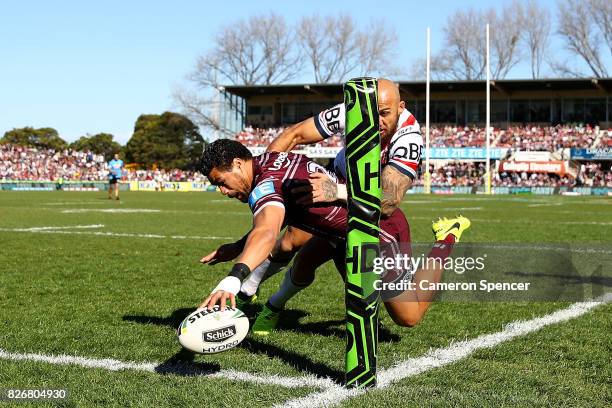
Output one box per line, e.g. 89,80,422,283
109,176,119,184
332,208,413,282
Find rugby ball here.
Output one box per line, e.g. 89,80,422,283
177,306,249,354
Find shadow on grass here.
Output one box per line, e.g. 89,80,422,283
123,307,349,382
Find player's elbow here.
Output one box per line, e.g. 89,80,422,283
267,124,303,152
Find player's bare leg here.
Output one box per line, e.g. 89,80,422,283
383,216,471,327
251,236,335,334
238,226,313,300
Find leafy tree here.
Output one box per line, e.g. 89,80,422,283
125,112,204,169
1,127,67,151
70,133,122,160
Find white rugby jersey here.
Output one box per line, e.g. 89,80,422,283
314,103,423,180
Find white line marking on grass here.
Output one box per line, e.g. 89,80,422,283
278,293,612,408
61,208,162,213
43,201,108,206
527,202,563,207
9,224,104,232
0,349,335,390
0,228,233,240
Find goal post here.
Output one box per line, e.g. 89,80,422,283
344,77,381,388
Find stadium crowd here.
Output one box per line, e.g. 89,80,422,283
0,144,107,181
495,124,598,151
0,144,205,182
577,162,612,187
2,120,610,188
235,124,601,151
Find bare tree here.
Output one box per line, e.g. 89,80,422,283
557,0,608,77
356,20,401,78
486,3,523,79
435,5,523,80
516,0,551,79
438,9,487,80
409,52,456,81
587,0,612,56
547,57,585,78
297,15,357,83
174,13,301,133
190,13,300,88
297,14,400,83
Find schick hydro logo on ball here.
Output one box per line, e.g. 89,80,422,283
202,325,237,342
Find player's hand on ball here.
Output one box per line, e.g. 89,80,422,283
293,172,338,205
200,290,236,311
200,242,241,265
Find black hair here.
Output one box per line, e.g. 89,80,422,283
199,139,252,176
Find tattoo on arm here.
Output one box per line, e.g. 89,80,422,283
380,166,413,217
322,177,338,201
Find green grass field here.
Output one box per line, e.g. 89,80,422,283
0,191,610,407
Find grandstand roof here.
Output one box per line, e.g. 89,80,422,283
224,78,612,98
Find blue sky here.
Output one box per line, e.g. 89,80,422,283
0,0,604,144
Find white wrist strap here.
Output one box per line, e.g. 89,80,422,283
337,183,348,201
212,276,241,295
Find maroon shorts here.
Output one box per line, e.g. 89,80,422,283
332,208,412,278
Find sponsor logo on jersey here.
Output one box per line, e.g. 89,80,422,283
202,325,237,343
248,181,275,210
270,152,289,171
322,106,342,135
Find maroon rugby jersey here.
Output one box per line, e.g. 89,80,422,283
248,152,347,240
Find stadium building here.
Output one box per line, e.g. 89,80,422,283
216,78,611,196
218,78,612,133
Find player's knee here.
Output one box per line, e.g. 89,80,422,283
392,313,422,328
279,234,297,254
387,306,423,328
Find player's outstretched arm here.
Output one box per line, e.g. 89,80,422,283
381,165,413,217
267,117,324,152
199,230,251,265
199,205,285,311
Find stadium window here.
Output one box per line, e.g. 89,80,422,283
282,103,296,125
510,100,528,123
529,100,551,123
552,99,562,125
584,98,605,125
563,99,585,123
297,103,316,122
433,100,456,123
467,100,485,123
413,100,426,125
491,100,507,124
456,100,466,126
248,106,261,115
